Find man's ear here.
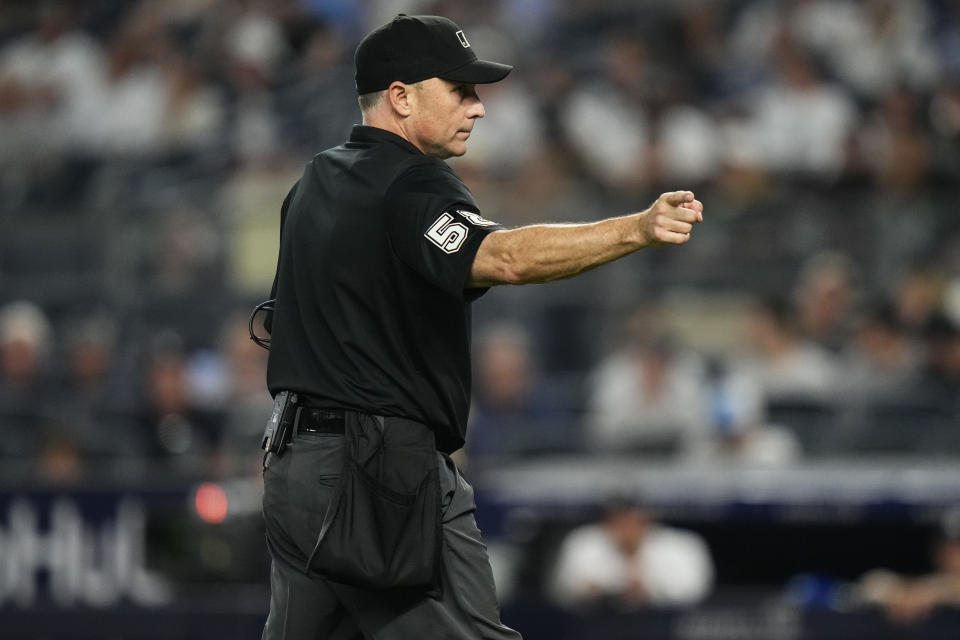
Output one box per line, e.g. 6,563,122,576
386,81,412,117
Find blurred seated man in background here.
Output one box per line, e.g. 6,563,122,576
549,497,713,610
793,252,857,354
466,323,578,463
687,358,801,466
585,307,708,455
857,510,960,624
0,300,53,458
136,332,224,472
840,301,921,400
737,295,840,404
211,312,272,475
51,313,137,460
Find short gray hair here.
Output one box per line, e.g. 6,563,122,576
357,90,385,113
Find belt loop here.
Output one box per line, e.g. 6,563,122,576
291,405,304,442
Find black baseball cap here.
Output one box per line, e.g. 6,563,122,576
354,14,512,95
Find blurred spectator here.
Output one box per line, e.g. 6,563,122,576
466,324,577,461
136,332,224,471
895,267,947,335
484,149,599,227
62,315,116,397
0,300,51,387
158,53,225,155
841,301,922,400
794,0,940,100
687,359,801,466
558,34,652,189
0,301,53,457
214,312,272,474
455,78,544,174
736,296,840,403
676,1,734,99
929,80,960,144
275,19,356,153
740,37,856,177
858,509,960,624
794,252,858,353
841,312,960,455
140,207,228,349
72,17,168,156
585,308,708,455
224,3,287,163
549,498,713,609
36,435,84,483
860,88,933,193
655,103,722,185
49,312,138,459
0,2,104,162
651,2,726,182
728,0,785,72
148,208,223,296
226,3,289,74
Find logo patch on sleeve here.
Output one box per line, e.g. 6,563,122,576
425,213,469,253
455,209,497,227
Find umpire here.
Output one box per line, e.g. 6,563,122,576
260,14,703,640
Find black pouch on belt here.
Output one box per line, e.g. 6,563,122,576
305,412,442,592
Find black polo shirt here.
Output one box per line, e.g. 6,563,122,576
265,125,502,453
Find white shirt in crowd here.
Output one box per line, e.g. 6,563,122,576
586,350,709,452
550,523,714,608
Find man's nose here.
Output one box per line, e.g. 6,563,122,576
468,98,485,119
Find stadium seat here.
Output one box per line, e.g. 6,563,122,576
843,397,958,456
765,397,842,456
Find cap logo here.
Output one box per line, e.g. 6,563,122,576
455,30,470,48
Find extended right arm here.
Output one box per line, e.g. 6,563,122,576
468,191,703,287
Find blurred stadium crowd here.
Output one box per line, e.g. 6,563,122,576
1,0,960,485
5,1,960,635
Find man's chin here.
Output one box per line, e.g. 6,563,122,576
425,139,468,159
434,146,466,160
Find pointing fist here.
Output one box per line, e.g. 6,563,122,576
639,190,704,247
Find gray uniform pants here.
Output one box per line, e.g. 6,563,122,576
261,427,522,639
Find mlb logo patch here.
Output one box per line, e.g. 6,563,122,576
455,30,470,48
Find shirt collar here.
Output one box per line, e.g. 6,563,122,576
349,125,423,156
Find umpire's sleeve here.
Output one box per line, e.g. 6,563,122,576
385,163,503,297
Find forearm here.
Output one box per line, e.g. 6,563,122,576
471,214,645,286
468,190,702,288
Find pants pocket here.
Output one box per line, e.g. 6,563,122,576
279,435,345,558
306,415,442,590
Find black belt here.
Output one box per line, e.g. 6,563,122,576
296,407,346,435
